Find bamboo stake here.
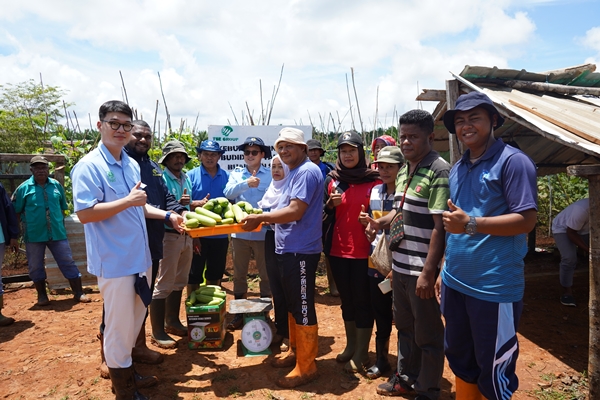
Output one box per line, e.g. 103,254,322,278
267,63,285,125
157,72,172,133
228,102,240,125
192,112,199,135
260,79,265,125
345,73,356,131
72,111,82,135
246,102,255,125
119,71,129,105
88,113,93,132
307,111,314,128
39,73,50,139
152,100,159,137
351,67,364,135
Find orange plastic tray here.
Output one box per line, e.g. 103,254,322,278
182,223,262,238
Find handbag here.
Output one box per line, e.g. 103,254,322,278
370,231,393,276
388,163,419,252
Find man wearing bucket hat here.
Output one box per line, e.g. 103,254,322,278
241,127,323,388
13,155,91,306
187,140,229,291
224,136,272,330
440,91,537,400
145,140,195,349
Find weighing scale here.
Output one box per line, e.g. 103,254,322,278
229,298,273,357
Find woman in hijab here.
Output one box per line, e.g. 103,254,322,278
370,135,397,169
258,154,291,353
323,131,381,373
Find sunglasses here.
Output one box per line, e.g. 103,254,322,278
244,150,261,156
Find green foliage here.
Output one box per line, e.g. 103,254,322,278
537,173,588,232
0,80,72,153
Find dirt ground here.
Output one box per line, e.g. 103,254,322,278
0,243,591,400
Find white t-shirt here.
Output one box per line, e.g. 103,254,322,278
552,198,589,235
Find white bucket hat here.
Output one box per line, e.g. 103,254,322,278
274,127,307,150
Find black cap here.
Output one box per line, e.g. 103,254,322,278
238,136,272,159
337,131,363,148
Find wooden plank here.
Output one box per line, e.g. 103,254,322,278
445,80,462,164
504,80,600,96
508,99,600,145
567,164,600,399
416,89,446,102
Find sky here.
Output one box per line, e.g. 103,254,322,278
1,0,600,135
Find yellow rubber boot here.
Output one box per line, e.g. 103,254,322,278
276,324,318,388
455,376,485,400
271,313,297,368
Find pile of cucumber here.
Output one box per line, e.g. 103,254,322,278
184,197,263,228
186,285,226,306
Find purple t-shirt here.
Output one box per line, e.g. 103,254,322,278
275,159,324,254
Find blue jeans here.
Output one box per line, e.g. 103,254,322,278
0,244,5,295
25,240,80,283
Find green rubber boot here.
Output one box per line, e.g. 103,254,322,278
336,320,357,363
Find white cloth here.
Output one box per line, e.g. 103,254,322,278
551,198,589,235
99,268,150,368
258,154,290,210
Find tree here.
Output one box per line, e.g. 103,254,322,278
0,80,72,153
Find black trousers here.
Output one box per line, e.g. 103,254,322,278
264,230,288,337
188,238,229,284
369,274,393,340
278,252,320,326
328,256,373,329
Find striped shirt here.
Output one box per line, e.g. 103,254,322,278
392,150,450,276
368,183,394,278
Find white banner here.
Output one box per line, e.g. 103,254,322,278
207,125,313,171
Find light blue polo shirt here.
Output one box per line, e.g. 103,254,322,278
71,142,152,279
224,165,271,241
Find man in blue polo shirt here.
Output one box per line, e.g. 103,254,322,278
440,92,537,400
224,136,272,330
187,140,229,290
72,100,183,399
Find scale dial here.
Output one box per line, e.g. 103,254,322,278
190,326,205,342
241,318,272,352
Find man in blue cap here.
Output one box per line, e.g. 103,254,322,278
440,91,537,400
224,136,272,330
187,140,229,291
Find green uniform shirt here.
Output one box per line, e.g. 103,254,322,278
13,176,68,242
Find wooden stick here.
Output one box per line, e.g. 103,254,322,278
157,72,172,132
267,63,285,125
119,70,129,105
152,100,159,136
508,99,600,145
260,79,265,125
504,80,600,96
228,102,239,125
39,73,50,138
246,102,255,125
345,73,355,131
351,67,364,135
192,112,199,135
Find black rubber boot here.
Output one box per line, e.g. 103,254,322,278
149,298,176,348
0,295,15,326
33,280,50,306
68,277,91,303
366,338,391,379
107,366,148,400
165,290,187,337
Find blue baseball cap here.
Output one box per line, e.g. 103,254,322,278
195,140,225,154
238,136,272,159
443,91,505,134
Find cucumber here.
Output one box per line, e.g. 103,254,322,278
185,219,200,228
198,288,226,298
213,204,223,215
188,292,197,305
224,210,235,219
195,207,222,222
253,208,263,214
203,200,215,211
185,212,197,220
197,293,222,304
221,218,234,225
232,204,244,223
215,197,230,207
208,299,222,306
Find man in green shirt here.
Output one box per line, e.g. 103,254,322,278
13,155,91,306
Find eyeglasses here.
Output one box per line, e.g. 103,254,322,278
101,120,134,132
244,150,261,156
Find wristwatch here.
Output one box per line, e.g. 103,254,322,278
165,211,172,222
464,216,477,236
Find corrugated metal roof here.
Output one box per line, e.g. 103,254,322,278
427,64,600,175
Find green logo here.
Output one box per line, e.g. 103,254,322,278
221,126,233,136
107,171,115,182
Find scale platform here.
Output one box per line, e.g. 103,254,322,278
230,298,274,357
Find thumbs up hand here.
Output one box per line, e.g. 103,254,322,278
358,204,369,226
442,199,470,234
247,170,260,188
179,187,190,206
127,182,147,206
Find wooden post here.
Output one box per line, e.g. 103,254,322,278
567,164,600,399
445,80,461,164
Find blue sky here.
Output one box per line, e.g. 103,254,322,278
0,0,599,133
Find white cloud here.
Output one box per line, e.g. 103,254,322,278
0,0,582,134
